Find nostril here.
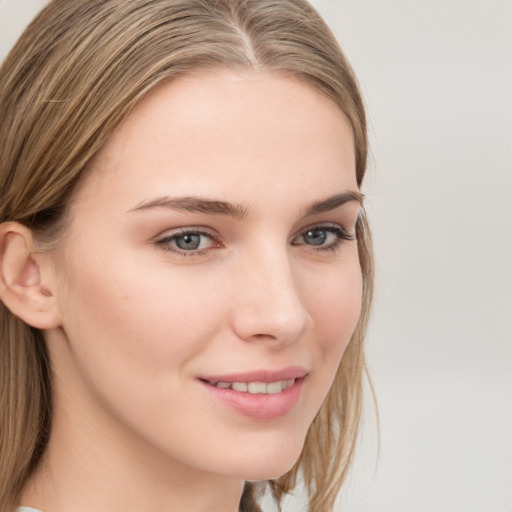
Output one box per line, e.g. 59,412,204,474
252,333,277,340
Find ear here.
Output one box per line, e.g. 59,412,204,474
0,222,62,329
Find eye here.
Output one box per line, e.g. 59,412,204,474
156,228,220,256
293,225,355,252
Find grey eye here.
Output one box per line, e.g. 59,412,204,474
157,228,219,256
174,233,202,250
302,228,328,246
293,225,354,252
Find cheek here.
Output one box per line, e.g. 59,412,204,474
59,259,225,372
310,260,362,344
54,254,230,445
304,255,363,391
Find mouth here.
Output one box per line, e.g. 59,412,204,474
198,367,308,420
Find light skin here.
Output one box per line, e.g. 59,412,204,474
0,70,362,512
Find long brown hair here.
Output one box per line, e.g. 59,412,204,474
0,1,374,510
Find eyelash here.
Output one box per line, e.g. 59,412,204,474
155,225,356,257
156,228,219,257
293,225,356,253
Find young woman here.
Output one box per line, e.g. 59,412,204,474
0,1,374,511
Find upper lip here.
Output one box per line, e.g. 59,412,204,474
198,366,308,383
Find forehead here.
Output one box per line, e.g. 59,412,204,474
75,70,357,213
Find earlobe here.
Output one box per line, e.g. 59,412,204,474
0,222,62,329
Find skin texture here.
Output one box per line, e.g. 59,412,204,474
20,71,363,512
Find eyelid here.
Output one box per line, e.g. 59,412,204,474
154,226,223,256
291,223,356,253
155,225,219,241
292,222,355,241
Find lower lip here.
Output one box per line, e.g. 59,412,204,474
200,378,305,420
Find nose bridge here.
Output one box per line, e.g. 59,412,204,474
230,241,309,345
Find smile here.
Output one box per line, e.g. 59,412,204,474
199,368,307,420
206,379,296,394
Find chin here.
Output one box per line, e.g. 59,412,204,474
227,436,305,482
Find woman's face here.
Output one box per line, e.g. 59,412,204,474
46,70,362,481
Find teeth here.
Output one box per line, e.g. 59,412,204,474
266,381,283,394
232,382,248,392
210,379,296,394
248,382,266,394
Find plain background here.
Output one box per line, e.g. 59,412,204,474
1,1,510,511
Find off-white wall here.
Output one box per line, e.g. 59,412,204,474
1,1,511,511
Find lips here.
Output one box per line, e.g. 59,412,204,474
198,366,308,420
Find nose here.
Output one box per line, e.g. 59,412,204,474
229,247,309,347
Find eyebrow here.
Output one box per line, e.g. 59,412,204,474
302,190,364,216
130,196,248,219
129,191,363,219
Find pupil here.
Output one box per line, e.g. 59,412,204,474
176,234,201,250
304,229,326,246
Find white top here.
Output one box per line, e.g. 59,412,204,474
16,508,43,512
